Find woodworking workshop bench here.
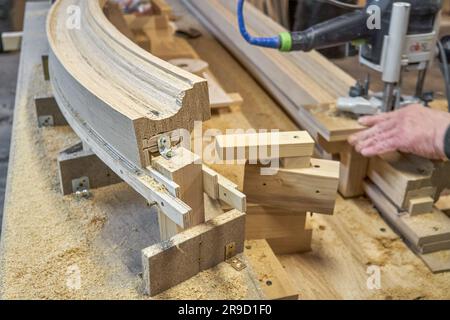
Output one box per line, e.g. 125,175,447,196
1,0,450,300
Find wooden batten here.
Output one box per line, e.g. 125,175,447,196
215,131,314,162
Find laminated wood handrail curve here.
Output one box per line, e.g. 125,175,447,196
47,0,210,168
46,0,211,228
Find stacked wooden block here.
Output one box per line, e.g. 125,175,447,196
364,153,450,272
216,131,340,254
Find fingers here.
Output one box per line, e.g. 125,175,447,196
359,138,400,157
358,112,392,127
348,118,395,146
354,128,398,154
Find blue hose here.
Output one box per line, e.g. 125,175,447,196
237,0,281,49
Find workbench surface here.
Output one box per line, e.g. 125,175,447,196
1,1,450,300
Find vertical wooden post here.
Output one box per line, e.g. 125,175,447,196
152,147,205,240
339,145,369,198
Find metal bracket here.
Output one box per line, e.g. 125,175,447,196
227,257,247,271
38,115,54,127
157,134,174,159
225,242,236,260
71,176,90,196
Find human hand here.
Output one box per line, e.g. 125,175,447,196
348,104,450,160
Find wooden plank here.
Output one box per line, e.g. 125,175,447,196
48,0,210,168
300,104,365,142
244,159,339,215
244,240,299,300
215,131,314,162
141,209,245,296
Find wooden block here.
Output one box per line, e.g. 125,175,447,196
103,1,135,41
57,142,122,195
339,146,368,198
144,27,198,60
266,229,313,255
34,96,68,127
409,197,434,216
364,181,450,250
419,250,450,273
245,205,307,240
152,148,205,240
367,153,437,209
216,131,314,162
152,0,173,15
1,31,22,52
280,157,311,169
244,158,339,215
245,240,299,300
142,209,245,296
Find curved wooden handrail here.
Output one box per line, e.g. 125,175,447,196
47,0,210,167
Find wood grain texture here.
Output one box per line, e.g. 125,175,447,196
244,159,340,215
141,209,245,296
47,0,210,168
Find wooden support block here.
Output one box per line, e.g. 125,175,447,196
152,148,205,240
339,145,368,198
215,131,314,162
144,28,198,60
1,31,23,52
141,209,245,296
419,250,450,273
41,55,49,81
103,1,135,41
133,30,151,51
367,153,437,209
280,157,311,169
168,60,242,109
57,142,122,195
34,96,68,127
409,197,434,216
266,229,313,255
152,0,173,16
245,204,306,240
244,240,299,300
244,159,339,215
364,181,450,252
